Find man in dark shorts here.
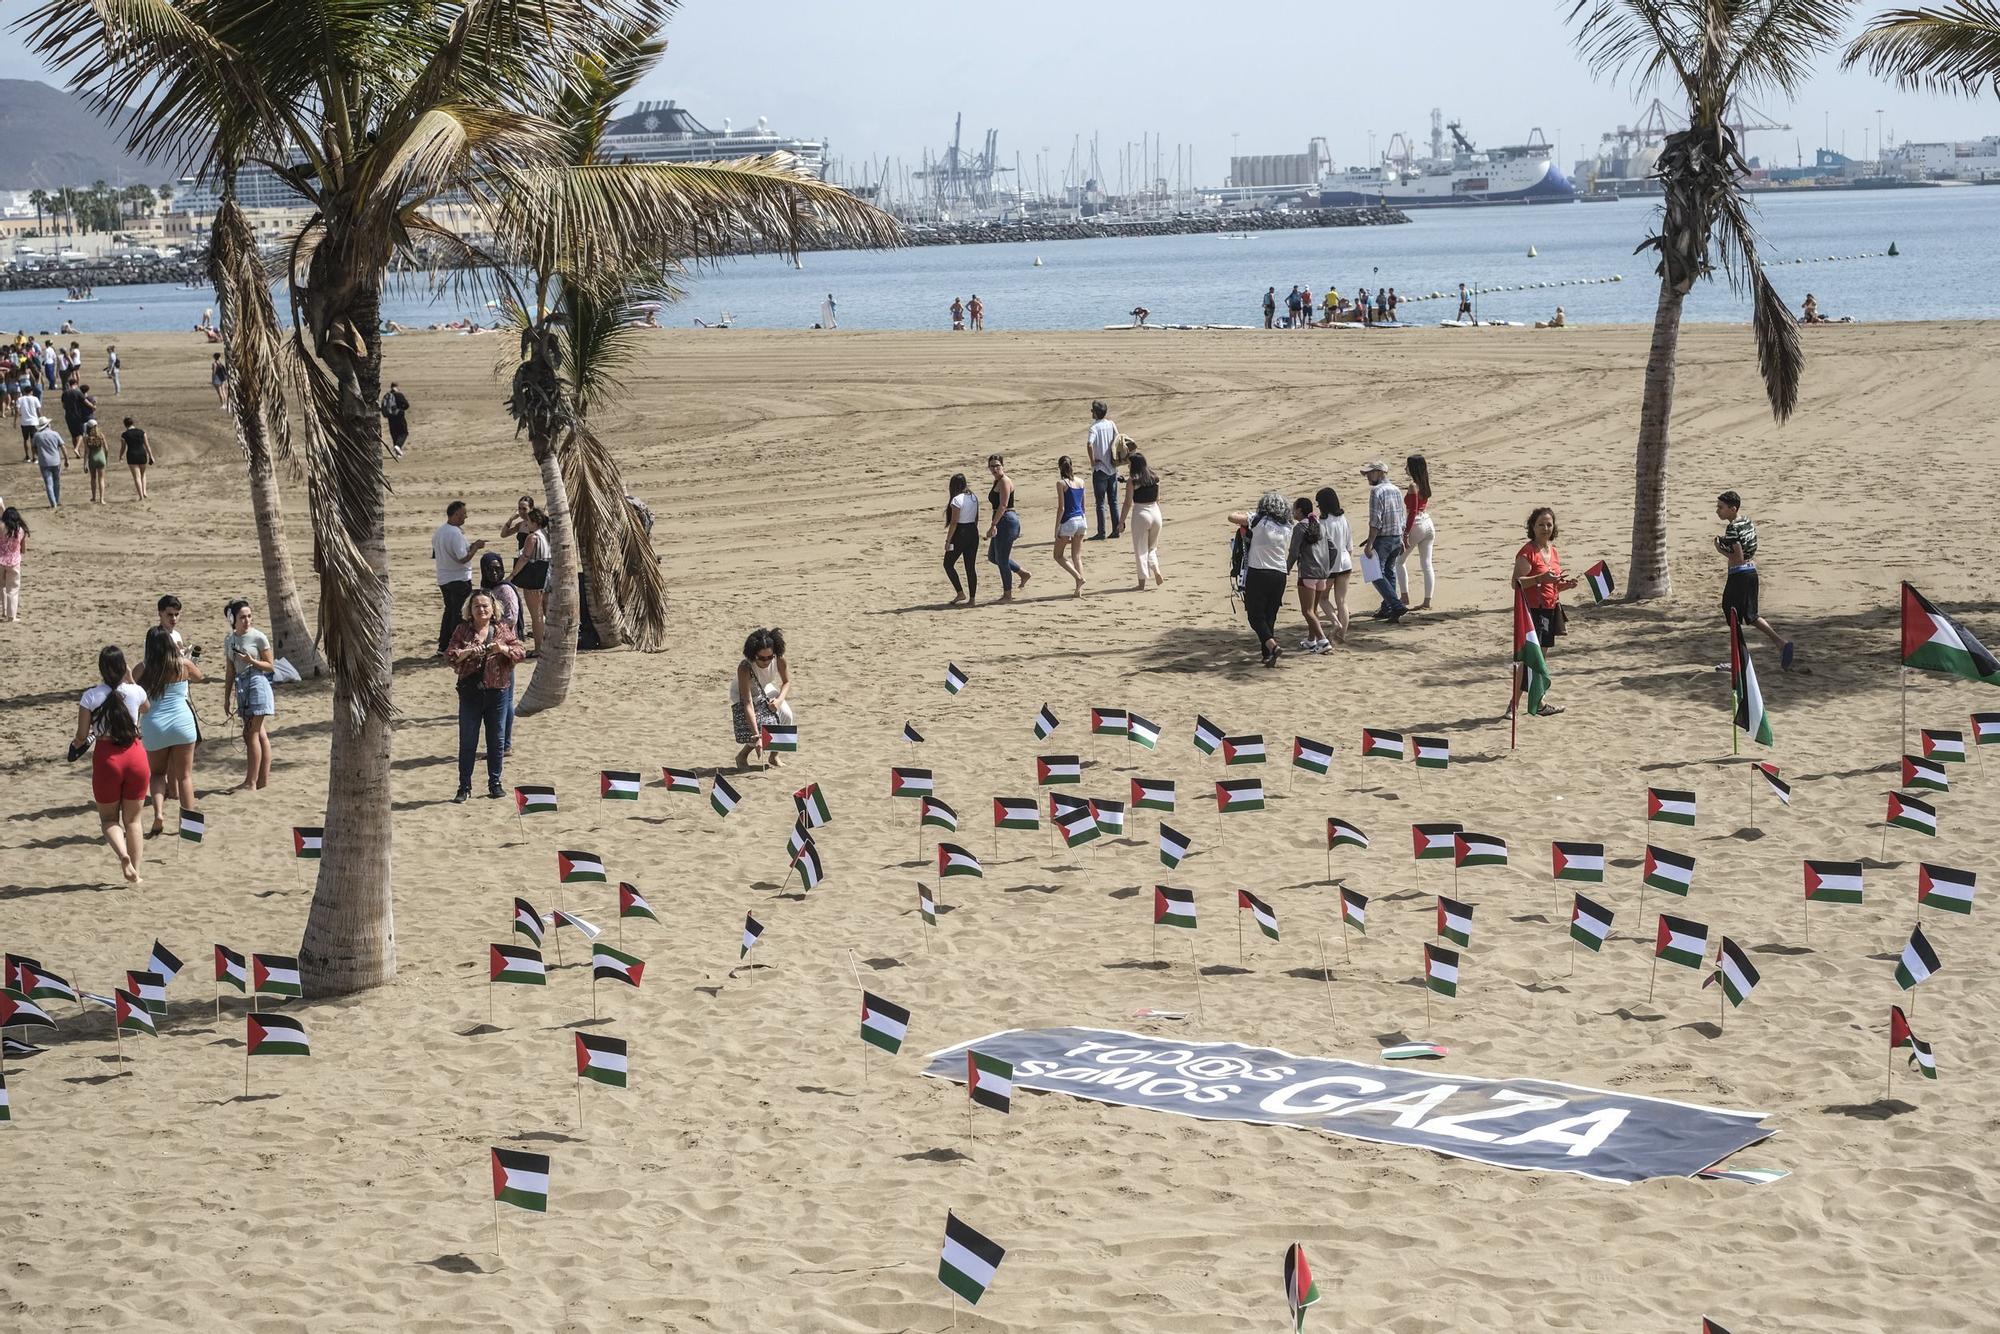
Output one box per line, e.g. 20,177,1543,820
1716,490,1795,670
380,382,411,458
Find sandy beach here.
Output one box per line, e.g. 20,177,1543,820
2,320,1996,1330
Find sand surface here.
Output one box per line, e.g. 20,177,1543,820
2,320,1997,1331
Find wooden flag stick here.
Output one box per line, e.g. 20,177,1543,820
1236,910,1244,967
1189,941,1205,1031
1567,935,1575,977
576,1072,583,1128
1424,977,1432,1033
1718,974,1726,1031
494,1194,502,1264
1886,1036,1894,1099
243,1035,251,1098
113,1016,122,1068
1316,931,1334,1019
1340,913,1351,962
488,978,494,1027
1647,951,1660,1004
591,975,598,1021
1804,895,1810,944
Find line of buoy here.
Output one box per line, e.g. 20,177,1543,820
1404,273,1626,302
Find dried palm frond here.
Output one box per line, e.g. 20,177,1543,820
1846,2,2000,96
211,195,295,473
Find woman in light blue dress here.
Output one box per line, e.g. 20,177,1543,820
137,625,203,836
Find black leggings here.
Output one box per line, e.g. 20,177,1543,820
945,523,979,599
1243,568,1288,653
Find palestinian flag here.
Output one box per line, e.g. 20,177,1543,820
1089,797,1126,836
1239,889,1279,941
919,884,937,926
993,797,1039,831
1921,728,1967,762
903,722,924,745
968,1050,1013,1113
1131,777,1176,811
1127,713,1161,749
292,826,324,858
1583,560,1614,604
1216,778,1265,813
513,897,544,945
938,843,983,878
1900,582,2000,684
1033,704,1060,740
1284,1243,1320,1332
1702,1319,1734,1334
1712,938,1760,1008
1055,803,1100,848
551,909,603,940
794,842,826,890
1424,943,1460,997
1654,914,1709,969
125,969,167,1015
1158,823,1191,869
0,1070,7,1122
1730,615,1773,747
619,883,658,923
938,1212,1005,1306
740,914,763,959
1902,755,1949,792
558,850,606,884
1436,895,1474,947
247,1012,309,1057
1223,734,1266,765
1570,894,1613,951
921,797,959,831
1895,925,1940,989
1154,885,1198,929
1643,846,1696,896
1049,791,1088,819
944,662,969,695
1091,707,1128,736
1973,712,2000,746
491,1147,550,1213
0,992,56,1029
1647,788,1696,827
1340,888,1368,932
1514,587,1551,715
148,941,184,982
1887,792,1937,836
576,1032,628,1088
490,943,546,985
759,723,799,753
1803,859,1864,905
1327,818,1369,850
1891,1004,1914,1050
1193,715,1224,755
1918,863,1977,915
1409,736,1449,770
113,989,154,1035
1361,728,1405,760
794,783,832,828
214,945,247,993
709,775,742,818
1035,756,1080,787
891,767,935,799
3,954,37,992
253,954,301,998
179,809,205,843
600,769,642,800
1453,832,1507,868
662,768,701,795
1552,841,1605,883
1754,763,1792,805
1909,1036,1938,1080
515,784,558,814
1292,736,1333,775
1412,822,1462,861
592,944,645,988
861,992,909,1054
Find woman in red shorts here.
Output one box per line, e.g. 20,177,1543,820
69,644,152,885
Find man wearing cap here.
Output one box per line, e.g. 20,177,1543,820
1360,460,1407,623
29,414,65,509
1087,399,1121,541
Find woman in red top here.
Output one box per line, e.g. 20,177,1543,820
1512,506,1575,716
1398,454,1435,612
447,589,527,802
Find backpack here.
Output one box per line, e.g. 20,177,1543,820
1228,525,1250,592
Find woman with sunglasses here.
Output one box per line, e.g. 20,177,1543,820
731,628,793,769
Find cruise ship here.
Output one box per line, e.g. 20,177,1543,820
599,100,829,177
1318,120,1573,207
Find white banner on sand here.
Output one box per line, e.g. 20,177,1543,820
921,1027,1773,1184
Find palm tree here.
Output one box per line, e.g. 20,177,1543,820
28,188,47,233
1847,3,2000,95
1567,0,1848,599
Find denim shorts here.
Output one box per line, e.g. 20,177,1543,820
235,672,275,717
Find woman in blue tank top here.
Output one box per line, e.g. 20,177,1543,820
1053,454,1087,597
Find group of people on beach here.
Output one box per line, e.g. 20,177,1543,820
1263,283,1400,329
8,334,152,510
68,593,282,885
950,295,986,331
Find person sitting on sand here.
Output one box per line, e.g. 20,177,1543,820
1535,306,1567,329
731,628,794,769
1801,294,1825,324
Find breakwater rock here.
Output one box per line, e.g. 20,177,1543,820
816,207,1409,251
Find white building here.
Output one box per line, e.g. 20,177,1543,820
1885,137,2000,181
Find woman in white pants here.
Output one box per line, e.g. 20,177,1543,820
1120,452,1164,590
1397,453,1436,611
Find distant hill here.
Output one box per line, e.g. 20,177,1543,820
0,79,169,192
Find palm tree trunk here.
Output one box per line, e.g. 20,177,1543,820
582,555,626,649
516,440,579,715
1627,276,1685,601
246,445,325,675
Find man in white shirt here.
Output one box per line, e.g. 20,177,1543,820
1359,460,1408,622
431,499,485,654
1086,399,1121,541
17,387,41,462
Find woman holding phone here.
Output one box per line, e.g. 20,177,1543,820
446,589,527,801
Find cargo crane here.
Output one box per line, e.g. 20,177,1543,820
914,113,1014,209
1601,97,1790,160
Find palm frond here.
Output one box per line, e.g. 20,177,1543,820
1712,187,1802,420
560,271,685,414
211,195,296,476
1719,0,1853,97
560,420,668,650
1845,3,2000,96
1567,0,1701,96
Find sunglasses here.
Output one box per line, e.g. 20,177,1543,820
754,652,775,663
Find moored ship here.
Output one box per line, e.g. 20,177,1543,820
1319,119,1573,207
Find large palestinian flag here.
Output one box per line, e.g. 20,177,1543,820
1552,841,1605,883
492,1147,551,1213
1514,586,1551,715
1900,582,2000,685
938,1212,1005,1306
1730,614,1773,746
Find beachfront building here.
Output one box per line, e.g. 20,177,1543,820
1884,137,2000,183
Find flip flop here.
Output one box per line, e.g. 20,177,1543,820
1781,641,1796,671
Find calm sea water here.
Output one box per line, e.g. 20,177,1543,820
3,186,1991,335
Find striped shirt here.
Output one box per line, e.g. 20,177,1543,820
1368,480,1404,541
1716,516,1758,564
